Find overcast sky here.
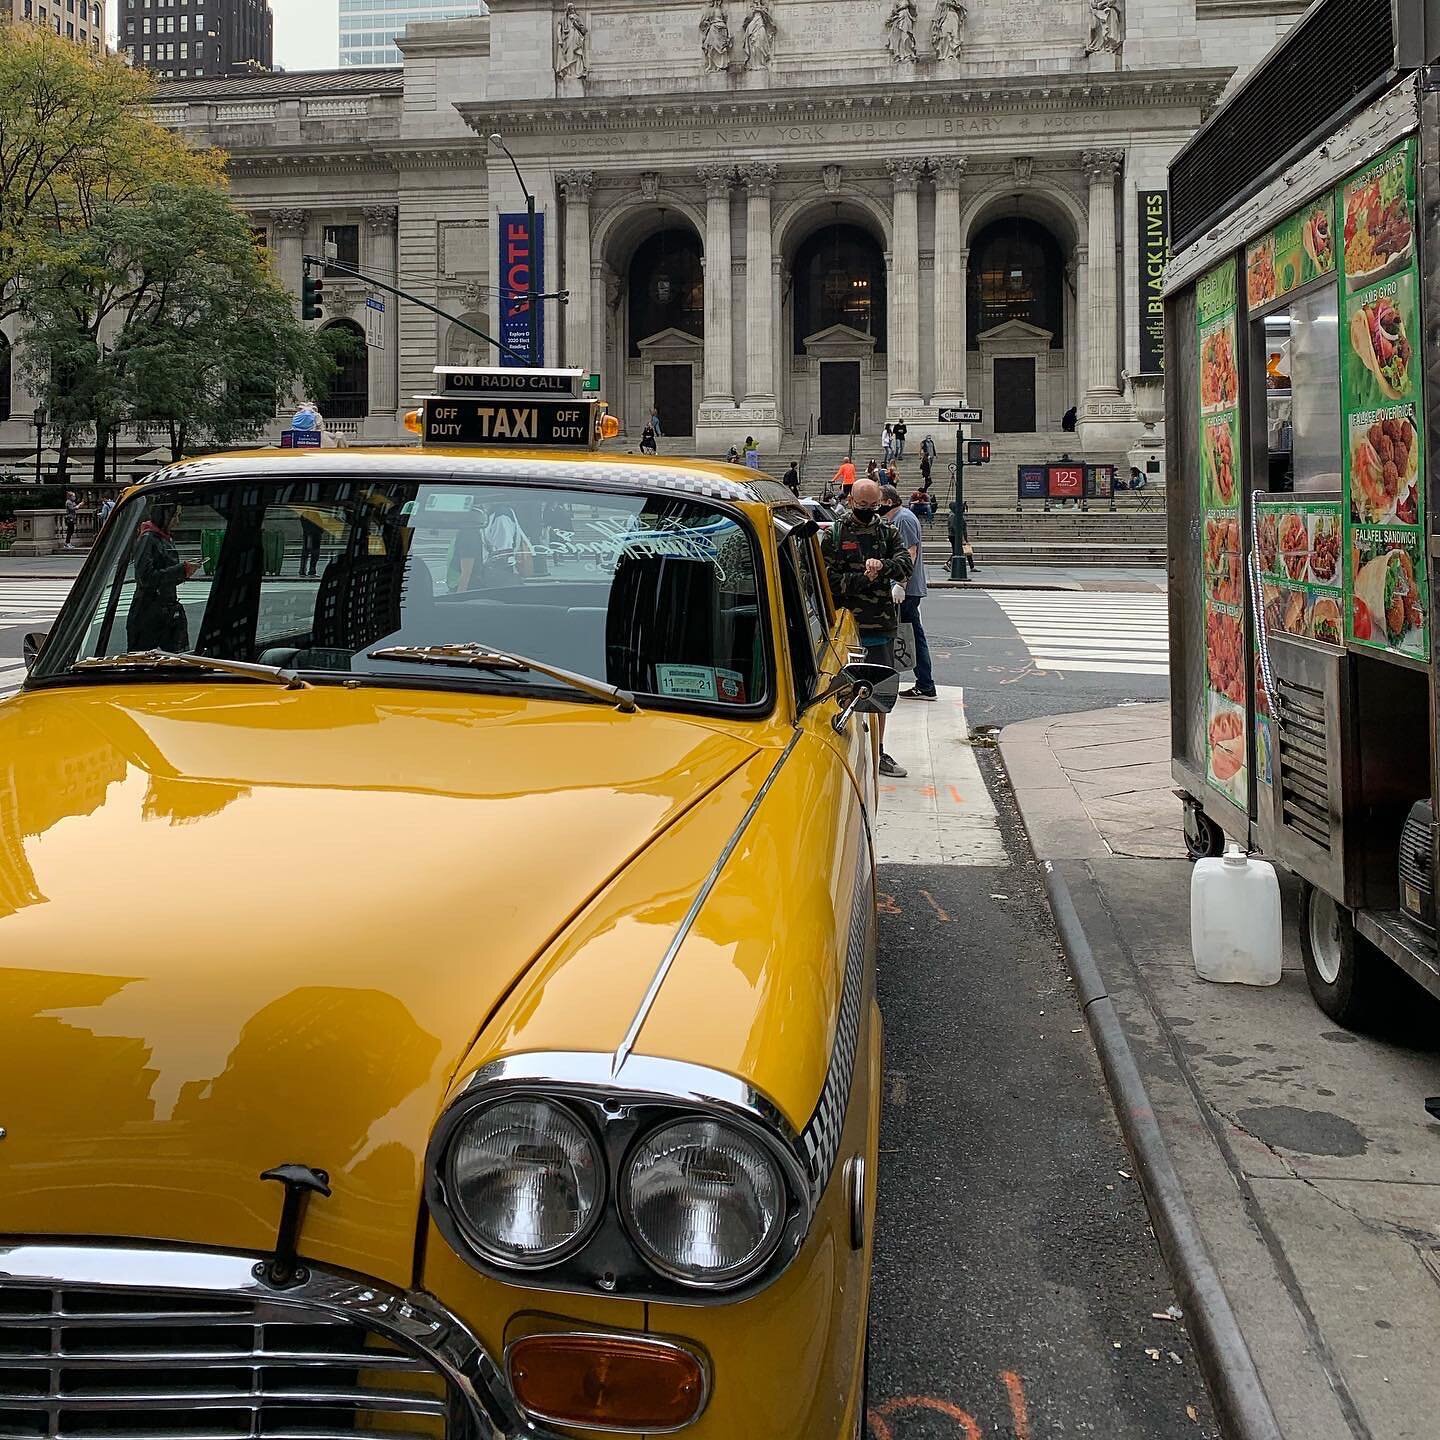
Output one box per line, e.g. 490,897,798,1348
272,0,341,70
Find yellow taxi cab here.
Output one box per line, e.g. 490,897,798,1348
0,369,896,1440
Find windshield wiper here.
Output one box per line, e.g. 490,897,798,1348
368,642,639,713
70,651,308,689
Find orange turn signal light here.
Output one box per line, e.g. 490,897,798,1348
403,408,423,435
599,413,622,441
508,1332,707,1432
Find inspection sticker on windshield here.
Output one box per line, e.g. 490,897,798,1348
655,666,748,703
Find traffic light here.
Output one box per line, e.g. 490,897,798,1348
302,271,325,322
967,439,992,465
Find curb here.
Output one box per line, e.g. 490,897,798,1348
1042,862,1283,1440
928,579,1074,592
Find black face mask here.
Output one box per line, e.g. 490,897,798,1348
850,507,878,523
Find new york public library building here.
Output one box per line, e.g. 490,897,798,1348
0,0,1307,462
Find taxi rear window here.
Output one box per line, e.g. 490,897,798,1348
37,476,773,713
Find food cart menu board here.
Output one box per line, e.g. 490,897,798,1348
1196,257,1247,807
1245,194,1336,311
1253,498,1344,645
1339,138,1428,660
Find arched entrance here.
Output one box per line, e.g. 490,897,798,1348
961,193,1078,435
321,319,368,421
786,215,888,436
626,222,704,437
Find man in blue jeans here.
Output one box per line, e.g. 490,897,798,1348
882,485,936,700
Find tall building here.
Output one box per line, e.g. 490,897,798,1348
122,0,273,79
2,0,106,54
339,0,482,68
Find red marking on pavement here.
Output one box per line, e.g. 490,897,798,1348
876,891,902,915
1002,1371,1032,1440
918,889,951,922
921,784,936,799
948,785,966,805
868,1397,982,1440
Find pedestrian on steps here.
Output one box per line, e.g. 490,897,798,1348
882,423,894,465
893,418,908,459
783,460,800,495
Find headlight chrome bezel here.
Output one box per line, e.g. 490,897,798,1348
425,1053,816,1306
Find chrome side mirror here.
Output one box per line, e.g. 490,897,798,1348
830,662,900,733
22,631,48,673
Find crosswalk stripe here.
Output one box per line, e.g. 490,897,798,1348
995,591,1170,678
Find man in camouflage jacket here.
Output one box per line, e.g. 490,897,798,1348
822,477,914,777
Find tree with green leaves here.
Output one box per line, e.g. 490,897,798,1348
0,23,223,322
22,184,345,483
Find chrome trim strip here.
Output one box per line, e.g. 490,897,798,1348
502,1330,711,1435
0,1242,567,1440
611,730,804,1076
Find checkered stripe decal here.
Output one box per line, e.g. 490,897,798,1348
140,455,765,503
800,831,872,1203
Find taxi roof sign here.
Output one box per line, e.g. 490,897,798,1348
422,394,602,449
433,366,584,397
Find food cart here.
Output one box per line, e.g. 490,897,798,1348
1165,0,1440,1024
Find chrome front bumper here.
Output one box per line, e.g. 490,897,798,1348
0,1241,565,1440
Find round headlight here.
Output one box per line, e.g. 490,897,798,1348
622,1118,786,1286
446,1098,603,1267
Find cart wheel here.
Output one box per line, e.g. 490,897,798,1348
1183,801,1225,861
1298,882,1388,1028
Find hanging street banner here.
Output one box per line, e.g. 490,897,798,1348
1138,190,1169,373
499,212,545,368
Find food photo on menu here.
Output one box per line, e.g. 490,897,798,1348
1350,407,1420,524
1205,606,1245,704
1343,151,1415,286
1200,322,1238,413
1202,413,1238,507
1248,234,1277,307
1351,530,1426,655
1207,692,1247,796
1302,200,1335,274
1348,279,1416,405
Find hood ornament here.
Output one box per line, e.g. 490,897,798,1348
255,1164,332,1289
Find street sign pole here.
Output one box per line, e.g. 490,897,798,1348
949,422,968,582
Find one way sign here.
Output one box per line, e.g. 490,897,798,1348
938,406,983,424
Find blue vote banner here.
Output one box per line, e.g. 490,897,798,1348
1017,465,1047,500
499,212,545,367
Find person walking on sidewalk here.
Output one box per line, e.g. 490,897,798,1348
882,484,936,701
822,477,913,778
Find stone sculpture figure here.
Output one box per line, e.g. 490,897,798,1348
556,1,590,79
1085,0,1124,55
931,0,967,61
700,0,733,72
885,1,919,64
743,0,776,69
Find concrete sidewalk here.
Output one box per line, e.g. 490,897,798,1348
0,551,87,578
1001,704,1440,1440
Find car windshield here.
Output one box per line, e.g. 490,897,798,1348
34,476,771,711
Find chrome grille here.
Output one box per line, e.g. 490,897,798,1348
0,1283,449,1440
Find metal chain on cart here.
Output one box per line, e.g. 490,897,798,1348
1249,493,1274,700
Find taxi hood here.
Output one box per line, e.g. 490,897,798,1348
0,685,760,1288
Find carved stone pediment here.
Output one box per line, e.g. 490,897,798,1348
976,318,1053,352
636,326,705,357
802,323,878,356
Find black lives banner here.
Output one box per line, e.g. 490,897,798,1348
1139,190,1169,373
424,397,598,447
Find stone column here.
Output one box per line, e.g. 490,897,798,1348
1082,149,1124,406
887,158,926,409
558,171,595,372
931,158,967,406
695,165,737,450
269,208,309,318
591,260,610,415
740,162,780,449
362,206,399,418
699,165,735,405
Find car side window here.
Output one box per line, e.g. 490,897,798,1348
778,531,823,701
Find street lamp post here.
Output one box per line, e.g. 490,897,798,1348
32,409,46,488
489,133,539,367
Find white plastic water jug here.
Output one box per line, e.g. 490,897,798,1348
1191,843,1283,986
